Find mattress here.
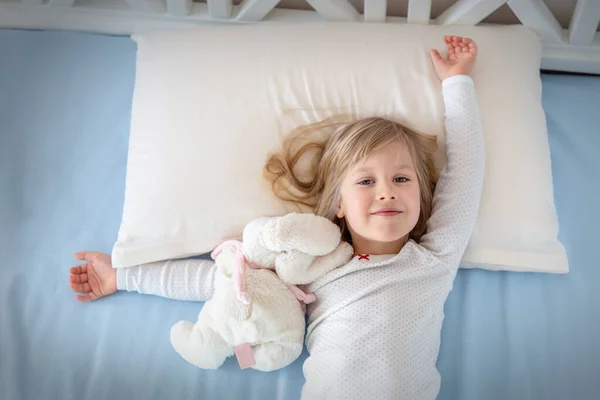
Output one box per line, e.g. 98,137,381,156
1,29,599,400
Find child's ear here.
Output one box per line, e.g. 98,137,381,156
336,197,345,219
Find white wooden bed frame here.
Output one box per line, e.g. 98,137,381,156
1,0,599,74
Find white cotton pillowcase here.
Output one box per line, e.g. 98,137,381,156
112,22,569,273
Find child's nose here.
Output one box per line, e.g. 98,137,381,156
378,182,396,200
378,188,396,200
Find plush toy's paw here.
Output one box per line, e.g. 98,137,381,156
326,241,354,267
263,213,341,256
170,321,197,362
170,321,232,370
275,250,315,285
251,336,304,372
275,240,353,285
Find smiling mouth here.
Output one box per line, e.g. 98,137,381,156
372,209,403,216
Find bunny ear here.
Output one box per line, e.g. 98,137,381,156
241,216,280,268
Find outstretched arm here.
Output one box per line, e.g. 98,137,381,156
70,251,217,302
418,37,485,266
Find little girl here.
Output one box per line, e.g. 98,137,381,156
69,36,483,400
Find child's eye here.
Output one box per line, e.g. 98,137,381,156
395,177,409,183
358,179,374,185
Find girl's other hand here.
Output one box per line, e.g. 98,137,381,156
430,36,478,81
69,251,117,302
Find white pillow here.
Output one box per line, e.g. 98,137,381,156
112,22,569,274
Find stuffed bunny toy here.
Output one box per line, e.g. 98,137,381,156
169,213,353,372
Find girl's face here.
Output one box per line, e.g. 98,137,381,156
337,140,421,254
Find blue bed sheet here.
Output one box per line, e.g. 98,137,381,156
1,29,599,400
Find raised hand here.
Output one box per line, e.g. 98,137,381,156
430,36,478,81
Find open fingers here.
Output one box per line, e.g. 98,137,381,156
460,37,471,52
70,264,88,275
456,37,477,53
69,260,99,302
445,36,475,45
69,265,89,288
446,36,464,54
466,39,478,54
70,281,91,294
76,293,98,303
453,38,477,56
444,36,454,52
70,271,88,284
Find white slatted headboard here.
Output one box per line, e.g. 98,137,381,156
1,0,599,74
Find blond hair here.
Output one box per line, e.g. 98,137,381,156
264,116,438,243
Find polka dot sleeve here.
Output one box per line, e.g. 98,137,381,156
116,258,217,301
418,75,485,266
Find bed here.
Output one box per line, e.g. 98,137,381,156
1,1,599,399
